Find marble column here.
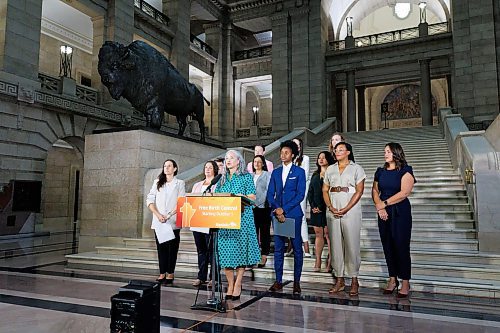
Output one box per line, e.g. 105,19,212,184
0,0,42,82
356,86,366,131
420,59,432,126
346,70,356,132
163,0,191,79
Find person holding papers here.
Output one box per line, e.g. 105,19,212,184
215,150,260,300
147,159,186,285
266,140,306,294
191,160,219,287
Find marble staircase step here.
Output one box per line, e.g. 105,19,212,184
361,203,472,212
360,197,469,205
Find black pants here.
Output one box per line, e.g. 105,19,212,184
253,207,271,256
193,231,212,281
155,229,180,274
378,205,412,280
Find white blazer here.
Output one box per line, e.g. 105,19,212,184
146,177,186,230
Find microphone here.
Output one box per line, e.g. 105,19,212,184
203,174,222,194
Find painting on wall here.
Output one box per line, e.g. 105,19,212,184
382,84,437,120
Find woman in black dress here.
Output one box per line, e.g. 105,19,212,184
307,151,336,272
372,143,416,298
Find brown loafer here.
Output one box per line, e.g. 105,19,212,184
269,281,283,292
293,282,301,294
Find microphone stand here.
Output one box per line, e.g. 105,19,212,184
190,184,226,313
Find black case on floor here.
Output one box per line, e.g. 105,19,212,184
110,280,160,333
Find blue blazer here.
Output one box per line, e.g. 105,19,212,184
266,164,306,218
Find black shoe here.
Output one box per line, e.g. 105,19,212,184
225,294,233,300
269,281,283,292
293,282,301,294
383,279,399,295
231,293,241,300
165,278,174,285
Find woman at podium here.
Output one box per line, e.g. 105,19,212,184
215,150,260,300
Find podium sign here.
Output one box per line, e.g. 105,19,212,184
176,195,241,229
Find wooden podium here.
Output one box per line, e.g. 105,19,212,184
177,193,253,313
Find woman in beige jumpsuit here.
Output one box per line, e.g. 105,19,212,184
322,142,365,296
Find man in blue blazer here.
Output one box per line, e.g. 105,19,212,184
266,140,306,294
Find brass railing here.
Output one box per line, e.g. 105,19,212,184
190,34,216,57
234,46,272,61
134,0,169,26
330,21,450,51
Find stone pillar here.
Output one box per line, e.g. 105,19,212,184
271,13,291,136
420,59,432,126
451,0,500,124
346,70,356,132
204,24,221,136
335,88,343,131
357,86,366,131
163,0,190,79
0,0,42,81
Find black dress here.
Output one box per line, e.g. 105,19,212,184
307,172,327,227
374,165,416,280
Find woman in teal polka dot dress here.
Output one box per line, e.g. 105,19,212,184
215,150,260,300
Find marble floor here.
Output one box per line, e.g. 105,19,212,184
1,233,500,332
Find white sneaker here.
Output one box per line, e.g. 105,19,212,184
304,252,312,258
285,249,293,257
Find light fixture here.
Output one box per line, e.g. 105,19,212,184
419,1,427,23
394,3,411,20
252,106,259,126
59,45,73,78
357,41,363,47
346,17,353,37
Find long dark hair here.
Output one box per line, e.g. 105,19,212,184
384,142,407,170
293,138,304,166
203,160,219,180
314,151,336,175
334,142,355,163
157,159,178,190
252,155,268,172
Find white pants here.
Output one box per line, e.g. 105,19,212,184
300,180,310,244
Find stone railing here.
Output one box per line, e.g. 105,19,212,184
439,108,500,253
134,0,169,26
234,45,272,61
236,128,251,138
258,126,272,137
190,34,216,57
330,21,450,51
39,73,98,104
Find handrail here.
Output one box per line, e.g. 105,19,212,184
190,34,216,57
234,45,272,61
330,21,450,51
38,73,98,104
134,0,169,26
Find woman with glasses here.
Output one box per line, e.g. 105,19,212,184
322,142,365,296
372,143,416,298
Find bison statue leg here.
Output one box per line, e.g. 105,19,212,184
191,103,206,142
145,106,163,130
176,115,187,136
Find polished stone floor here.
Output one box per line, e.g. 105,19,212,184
1,233,500,332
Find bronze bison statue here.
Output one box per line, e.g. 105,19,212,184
98,40,208,141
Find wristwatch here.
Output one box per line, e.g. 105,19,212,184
384,200,388,207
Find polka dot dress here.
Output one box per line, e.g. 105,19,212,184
215,172,261,268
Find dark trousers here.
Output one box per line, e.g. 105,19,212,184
274,216,303,283
378,205,412,280
155,229,180,274
193,231,212,281
253,207,272,256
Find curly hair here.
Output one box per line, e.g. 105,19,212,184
219,149,247,186
280,140,299,158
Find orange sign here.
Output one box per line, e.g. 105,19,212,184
176,196,241,229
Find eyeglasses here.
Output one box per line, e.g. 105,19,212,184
334,149,347,153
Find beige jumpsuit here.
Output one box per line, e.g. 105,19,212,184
324,161,366,277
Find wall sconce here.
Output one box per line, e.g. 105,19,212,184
252,106,259,126
59,45,73,78
346,17,353,37
418,2,427,24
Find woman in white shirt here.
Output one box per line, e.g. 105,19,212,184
292,138,311,258
146,159,186,284
191,160,218,286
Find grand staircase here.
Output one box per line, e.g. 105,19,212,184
67,126,500,298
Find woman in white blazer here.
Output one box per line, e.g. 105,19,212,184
147,159,186,284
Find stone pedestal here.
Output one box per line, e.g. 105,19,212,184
78,129,223,252
58,76,76,96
